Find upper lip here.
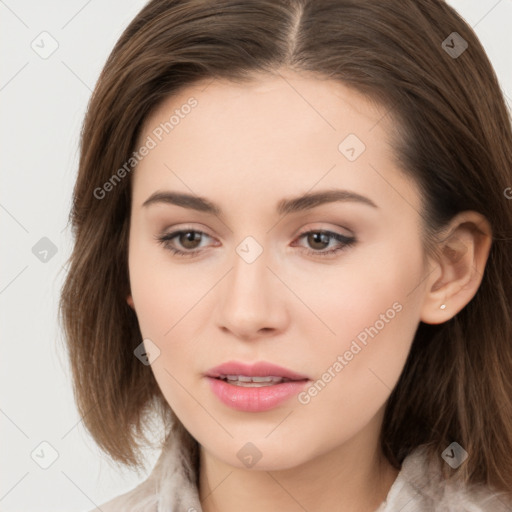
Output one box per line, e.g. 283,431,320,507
205,361,310,381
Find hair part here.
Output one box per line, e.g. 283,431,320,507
59,0,512,497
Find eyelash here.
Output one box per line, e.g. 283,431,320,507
155,228,356,259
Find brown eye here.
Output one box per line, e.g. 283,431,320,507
155,229,214,258
293,230,356,257
306,232,331,250
178,231,203,250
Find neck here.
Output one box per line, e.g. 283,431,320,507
198,420,399,512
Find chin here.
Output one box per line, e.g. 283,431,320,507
199,434,320,472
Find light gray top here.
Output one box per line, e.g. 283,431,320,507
91,428,512,512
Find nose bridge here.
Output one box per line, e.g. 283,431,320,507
229,235,270,303
216,234,286,336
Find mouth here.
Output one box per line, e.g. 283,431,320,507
205,360,310,383
214,374,300,387
204,361,310,412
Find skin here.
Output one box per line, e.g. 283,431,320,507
125,68,492,512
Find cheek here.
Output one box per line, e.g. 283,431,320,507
297,241,424,408
127,243,206,416
291,300,418,458
128,233,211,337
127,236,222,408
292,235,423,347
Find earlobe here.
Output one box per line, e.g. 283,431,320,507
127,294,135,309
420,212,492,325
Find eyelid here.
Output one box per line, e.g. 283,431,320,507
294,223,354,239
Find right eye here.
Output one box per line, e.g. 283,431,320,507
155,229,216,258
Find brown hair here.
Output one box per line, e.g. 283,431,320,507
59,0,512,496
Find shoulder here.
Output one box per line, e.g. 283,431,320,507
85,426,201,512
87,478,159,512
378,445,512,512
87,494,123,512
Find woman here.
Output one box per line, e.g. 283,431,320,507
59,0,512,510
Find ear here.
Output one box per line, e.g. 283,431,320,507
127,294,135,310
420,211,492,325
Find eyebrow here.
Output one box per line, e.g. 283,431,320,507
142,189,378,215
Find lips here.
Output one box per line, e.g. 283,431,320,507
205,361,310,381
204,361,310,412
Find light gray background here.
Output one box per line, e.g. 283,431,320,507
1,1,511,510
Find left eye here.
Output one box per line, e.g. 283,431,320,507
155,229,356,258
293,230,356,256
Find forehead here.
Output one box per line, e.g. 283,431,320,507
131,70,415,214
139,70,389,145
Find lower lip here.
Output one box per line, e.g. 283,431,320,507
206,377,309,412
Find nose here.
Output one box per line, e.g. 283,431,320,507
215,240,289,340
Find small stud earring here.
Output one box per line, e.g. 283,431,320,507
440,304,446,310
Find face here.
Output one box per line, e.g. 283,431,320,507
127,69,430,471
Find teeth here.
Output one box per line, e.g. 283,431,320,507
221,375,288,387
227,375,253,382
251,376,281,383
225,375,285,383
